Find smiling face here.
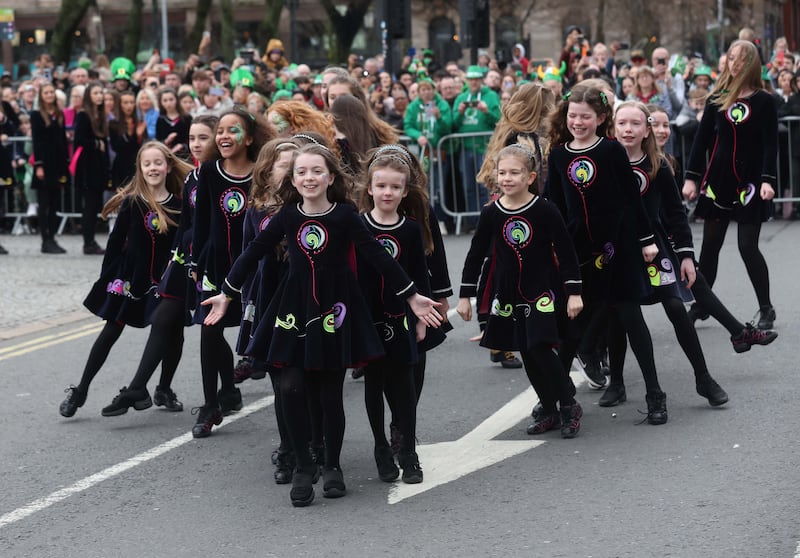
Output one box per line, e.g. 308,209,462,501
614,105,649,153
292,153,333,205
567,101,603,143
216,113,251,159
368,167,407,213
496,155,535,199
650,110,671,148
139,147,170,190
189,122,214,162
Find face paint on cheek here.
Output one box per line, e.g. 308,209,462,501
232,123,245,145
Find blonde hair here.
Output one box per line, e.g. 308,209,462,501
711,40,763,111
102,141,193,230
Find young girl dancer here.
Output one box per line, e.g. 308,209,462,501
607,101,728,408
190,107,272,437
544,83,668,424
202,143,442,507
73,80,111,255
649,105,778,354
682,40,778,330
100,116,219,416
30,81,70,254
358,146,438,483
458,144,585,437
59,142,191,417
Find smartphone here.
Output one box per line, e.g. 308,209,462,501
240,49,255,65
209,86,225,96
618,42,630,50
408,47,416,57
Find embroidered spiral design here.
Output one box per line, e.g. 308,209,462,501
221,188,246,216
381,323,395,341
275,313,297,330
535,291,555,313
727,101,750,124
322,302,347,333
106,279,131,296
594,242,615,270
503,217,532,249
259,215,271,231
567,157,596,187
491,298,513,317
377,235,400,259
647,263,660,286
738,183,756,206
633,168,649,195
298,221,327,253
190,186,197,208
144,210,160,232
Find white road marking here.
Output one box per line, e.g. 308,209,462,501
0,395,274,529
0,323,103,362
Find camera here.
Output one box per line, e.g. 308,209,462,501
240,49,255,65
464,100,478,108
656,58,667,65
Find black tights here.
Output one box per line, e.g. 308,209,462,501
521,344,576,413
364,359,416,454
128,298,184,391
81,187,103,246
280,367,346,470
77,320,125,394
598,302,662,394
268,369,291,451
691,269,744,336
698,218,771,308
200,323,234,406
37,185,61,242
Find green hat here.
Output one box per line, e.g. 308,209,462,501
272,89,292,102
313,74,323,84
693,65,712,79
543,70,562,83
230,67,255,88
77,57,92,70
465,65,484,79
422,48,434,57
110,57,135,82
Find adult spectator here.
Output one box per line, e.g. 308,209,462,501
382,84,409,131
69,67,90,87
558,25,584,82
484,69,502,95
627,65,672,117
651,46,685,114
453,65,501,228
511,44,529,74
263,39,290,72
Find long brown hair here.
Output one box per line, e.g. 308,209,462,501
250,137,298,209
613,101,662,181
37,82,63,127
275,143,355,207
328,93,399,175
83,81,108,138
102,141,193,230
711,40,764,111
547,81,614,146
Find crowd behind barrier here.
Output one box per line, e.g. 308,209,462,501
5,117,800,237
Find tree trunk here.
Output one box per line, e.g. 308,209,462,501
123,0,144,61
188,0,214,57
220,0,236,61
50,0,94,65
319,0,371,63
259,0,285,53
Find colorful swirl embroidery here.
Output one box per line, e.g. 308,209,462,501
376,235,401,259
298,221,327,253
633,168,649,195
737,183,756,206
381,322,394,341
567,157,596,188
201,275,217,292
726,101,750,124
535,291,555,313
322,302,347,333
594,242,615,270
491,298,513,317
503,217,532,249
106,279,131,296
190,186,197,208
220,188,246,216
275,313,297,330
144,210,160,232
259,215,272,231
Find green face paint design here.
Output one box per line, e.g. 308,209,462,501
231,123,245,145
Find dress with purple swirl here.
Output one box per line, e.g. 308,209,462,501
459,196,582,351
545,137,654,303
190,160,251,326
222,202,418,371
83,194,181,327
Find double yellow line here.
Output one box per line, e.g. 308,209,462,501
0,323,103,362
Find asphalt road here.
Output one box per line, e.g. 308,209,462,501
0,221,798,558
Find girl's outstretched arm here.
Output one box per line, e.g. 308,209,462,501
407,293,443,327
201,293,231,325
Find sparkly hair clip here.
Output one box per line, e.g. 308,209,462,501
509,142,537,161
647,115,655,123
368,153,410,171
599,91,608,106
292,133,331,151
374,144,414,164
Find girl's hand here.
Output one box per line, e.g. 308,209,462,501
436,297,450,322
567,294,583,320
416,320,427,342
682,179,697,201
456,297,472,322
407,293,442,327
760,182,775,201
679,258,697,289
642,243,658,263
200,293,230,325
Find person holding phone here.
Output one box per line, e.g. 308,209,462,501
651,46,685,114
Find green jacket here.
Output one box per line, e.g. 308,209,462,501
453,86,500,152
404,94,452,152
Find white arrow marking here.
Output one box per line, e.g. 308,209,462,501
389,386,542,504
389,366,590,504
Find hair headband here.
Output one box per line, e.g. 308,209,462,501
374,144,413,164
292,133,330,151
368,153,411,172
508,142,537,162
